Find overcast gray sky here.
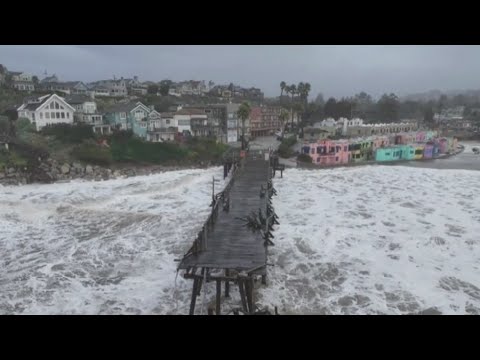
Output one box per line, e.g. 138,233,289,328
1,45,480,99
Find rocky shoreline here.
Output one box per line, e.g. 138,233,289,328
0,159,217,187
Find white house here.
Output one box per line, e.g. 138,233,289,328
174,109,193,134
146,111,177,142
65,95,110,134
10,72,35,91
17,94,75,131
342,117,364,135
319,118,337,127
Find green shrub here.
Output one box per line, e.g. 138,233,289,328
110,137,189,164
71,139,113,165
41,123,95,144
297,153,312,163
0,150,29,168
277,135,297,158
186,137,228,163
16,117,35,135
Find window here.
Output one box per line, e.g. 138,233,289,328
56,112,60,119
32,113,35,121
311,148,315,154
55,102,59,109
51,112,55,118
40,112,43,119
46,112,50,119
60,106,64,109
50,103,54,109
336,157,339,162
120,112,126,119
385,152,391,156
61,112,65,119
317,157,320,163
67,113,70,119
166,119,170,125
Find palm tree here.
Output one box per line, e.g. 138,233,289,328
280,81,286,102
297,82,305,98
298,82,311,136
279,109,289,137
303,83,311,106
237,102,251,150
289,84,297,130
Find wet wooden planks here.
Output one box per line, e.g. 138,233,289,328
179,158,270,271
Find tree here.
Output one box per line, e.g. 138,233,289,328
377,93,399,123
399,100,422,120
452,94,467,107
314,93,325,107
437,94,448,113
288,84,297,129
0,116,11,135
16,117,34,131
324,98,338,119
237,102,251,150
297,82,311,136
147,84,159,95
280,81,286,101
424,107,435,128
159,80,172,96
304,102,323,126
353,92,374,119
278,109,289,136
4,72,13,86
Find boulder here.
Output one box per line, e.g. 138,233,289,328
61,164,70,174
85,165,93,174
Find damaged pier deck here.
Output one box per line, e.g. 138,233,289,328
178,150,281,315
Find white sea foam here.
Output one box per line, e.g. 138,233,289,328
1,163,480,314
263,165,480,314
0,168,227,314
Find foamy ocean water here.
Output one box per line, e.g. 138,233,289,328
1,145,480,314
264,165,480,314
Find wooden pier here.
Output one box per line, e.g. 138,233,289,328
178,149,281,315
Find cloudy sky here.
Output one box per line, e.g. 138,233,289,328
1,45,479,99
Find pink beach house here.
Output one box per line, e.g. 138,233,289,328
302,139,350,166
372,136,390,150
438,138,448,154
416,131,426,142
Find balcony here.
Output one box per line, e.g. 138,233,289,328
148,127,178,134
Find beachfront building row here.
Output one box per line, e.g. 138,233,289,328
301,130,458,166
